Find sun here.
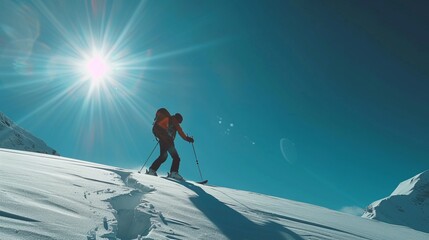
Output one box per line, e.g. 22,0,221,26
81,51,112,84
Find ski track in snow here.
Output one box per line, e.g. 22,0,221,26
101,170,211,239
87,169,164,239
103,173,156,239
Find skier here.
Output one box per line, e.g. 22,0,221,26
147,108,194,180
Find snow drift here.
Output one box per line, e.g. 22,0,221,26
363,170,429,233
1,148,428,239
0,112,59,155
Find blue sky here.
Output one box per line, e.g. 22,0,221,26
0,0,428,213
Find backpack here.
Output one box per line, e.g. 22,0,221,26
154,108,171,125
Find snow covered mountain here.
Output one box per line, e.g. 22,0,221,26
363,170,429,233
0,112,59,155
1,149,428,240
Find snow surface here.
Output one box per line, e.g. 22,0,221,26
0,112,58,155
1,148,428,240
363,170,429,233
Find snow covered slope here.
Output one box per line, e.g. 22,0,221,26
0,112,58,155
363,170,429,233
0,148,428,240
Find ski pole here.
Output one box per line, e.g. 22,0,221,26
138,141,159,173
191,142,204,181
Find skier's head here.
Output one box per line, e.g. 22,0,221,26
174,113,183,123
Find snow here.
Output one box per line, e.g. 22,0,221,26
0,112,58,155
363,170,429,234
1,149,428,240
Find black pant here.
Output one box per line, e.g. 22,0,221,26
149,125,181,173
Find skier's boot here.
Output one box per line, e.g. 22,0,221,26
169,171,184,181
146,168,158,176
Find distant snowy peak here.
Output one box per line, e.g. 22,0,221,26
0,112,59,155
363,170,429,233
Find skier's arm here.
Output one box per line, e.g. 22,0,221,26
175,121,194,143
175,123,188,140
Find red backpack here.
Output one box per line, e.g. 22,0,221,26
154,108,171,125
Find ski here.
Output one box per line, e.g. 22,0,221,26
143,170,208,184
162,175,208,185
196,180,208,185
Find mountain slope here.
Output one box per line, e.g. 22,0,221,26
0,112,58,155
363,170,429,233
1,149,428,239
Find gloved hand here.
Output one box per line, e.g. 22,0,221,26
186,136,194,143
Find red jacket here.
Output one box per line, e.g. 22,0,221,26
156,116,188,141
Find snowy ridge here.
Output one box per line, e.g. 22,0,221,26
0,112,58,155
0,149,428,239
363,170,429,233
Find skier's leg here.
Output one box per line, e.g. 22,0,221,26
149,140,168,171
168,145,181,173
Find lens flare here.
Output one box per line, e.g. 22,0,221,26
280,138,297,164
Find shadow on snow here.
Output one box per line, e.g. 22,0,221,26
166,179,303,240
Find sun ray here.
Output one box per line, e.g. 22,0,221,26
32,2,89,59
107,1,147,58
144,40,224,63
